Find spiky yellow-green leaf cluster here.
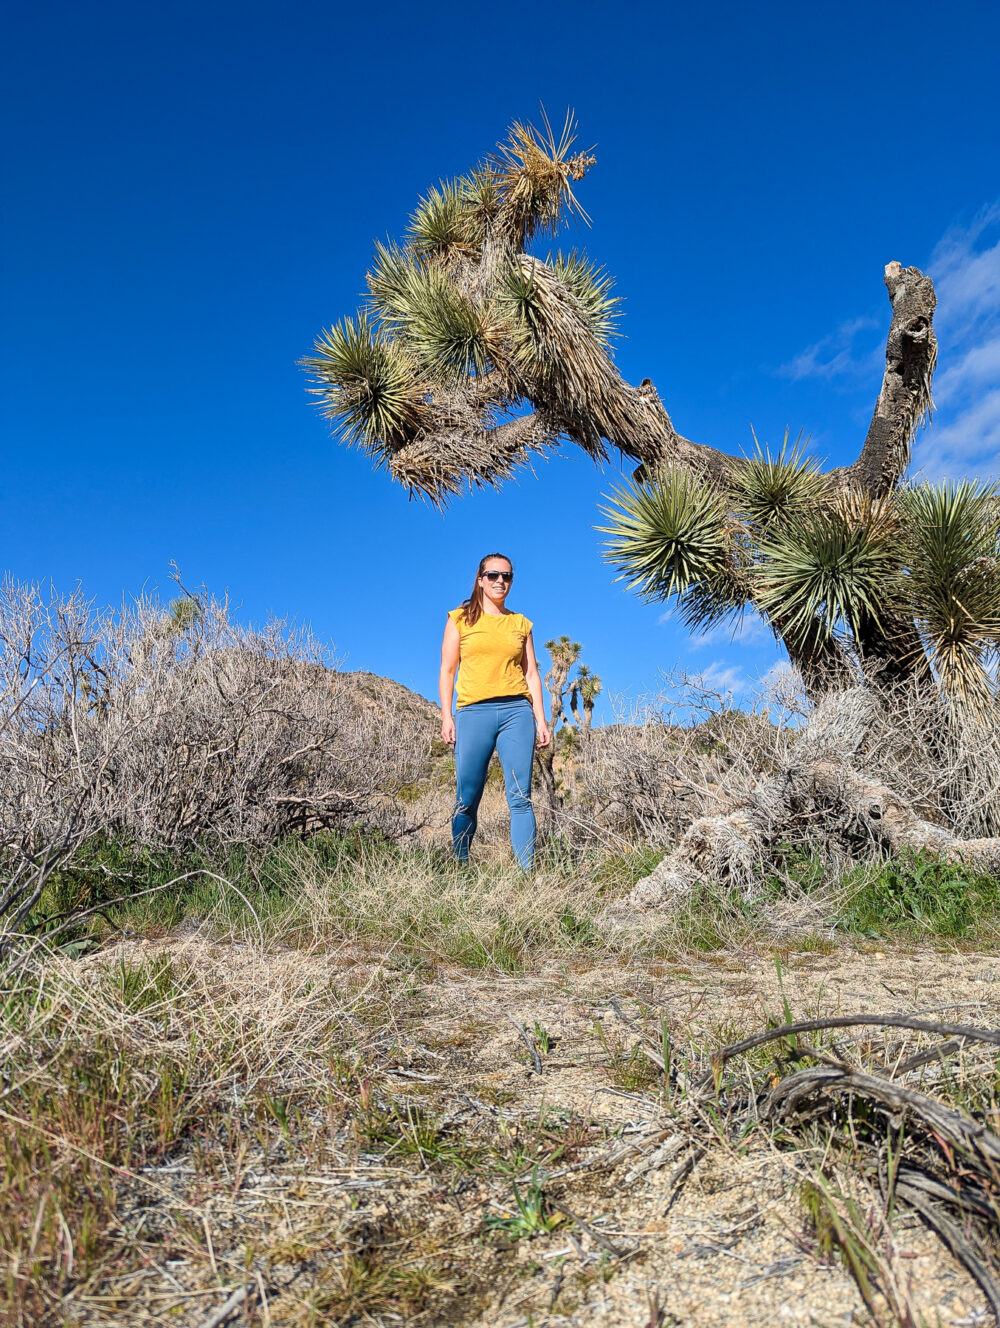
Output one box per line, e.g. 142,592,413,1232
598,469,742,629
732,432,826,529
902,480,1000,712
303,113,608,498
600,440,1000,709
302,314,425,459
408,181,478,259
754,504,899,647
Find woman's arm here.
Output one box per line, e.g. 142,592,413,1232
439,617,460,744
521,632,551,748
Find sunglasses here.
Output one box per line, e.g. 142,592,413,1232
482,570,513,583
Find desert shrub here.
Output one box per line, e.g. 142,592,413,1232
0,579,429,967
572,670,801,846
569,667,1000,909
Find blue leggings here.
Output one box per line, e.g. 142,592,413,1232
452,698,536,869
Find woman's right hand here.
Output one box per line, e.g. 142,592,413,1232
441,716,456,745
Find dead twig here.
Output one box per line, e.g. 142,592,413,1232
894,1181,1000,1322
549,1200,629,1258
196,1282,255,1328
505,1012,542,1075
714,1013,1000,1075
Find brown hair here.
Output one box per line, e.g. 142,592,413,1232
461,553,513,626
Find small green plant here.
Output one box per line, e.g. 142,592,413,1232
484,1167,562,1240
531,1021,553,1055
593,845,665,893
839,853,1000,938
800,1176,883,1319
351,1079,401,1150
105,954,177,1013
262,1092,292,1139
593,1019,661,1092
558,905,598,946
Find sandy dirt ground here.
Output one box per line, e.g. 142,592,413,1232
63,936,1000,1327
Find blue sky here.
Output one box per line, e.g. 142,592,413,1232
3,0,999,720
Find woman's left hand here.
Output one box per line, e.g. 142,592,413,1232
535,719,551,748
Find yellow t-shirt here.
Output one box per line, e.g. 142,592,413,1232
448,606,533,708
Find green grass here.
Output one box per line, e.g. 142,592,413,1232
23,831,1000,985
103,952,179,1012
838,853,1000,939
29,832,662,970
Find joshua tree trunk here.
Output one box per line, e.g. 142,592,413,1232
534,739,558,814
534,640,580,813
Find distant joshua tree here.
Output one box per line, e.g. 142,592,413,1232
544,635,581,730
569,664,602,730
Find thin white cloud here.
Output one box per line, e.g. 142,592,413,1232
690,611,768,648
934,335,1000,404
777,206,1000,481
917,388,1000,481
913,208,1000,480
930,205,1000,327
693,661,746,695
778,316,881,382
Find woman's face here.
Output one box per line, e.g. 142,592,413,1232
480,559,513,608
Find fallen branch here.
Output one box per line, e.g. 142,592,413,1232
625,688,1000,911
893,1182,1000,1321
714,1013,1000,1073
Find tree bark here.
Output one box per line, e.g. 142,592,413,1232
840,263,938,496
534,738,559,814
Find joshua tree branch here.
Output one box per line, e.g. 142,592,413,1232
386,411,561,501
381,259,938,504
840,263,938,496
574,262,937,494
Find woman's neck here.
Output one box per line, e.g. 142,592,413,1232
479,595,508,616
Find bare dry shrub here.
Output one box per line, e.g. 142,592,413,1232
571,668,806,849
847,682,1000,840
0,578,429,964
575,665,1000,903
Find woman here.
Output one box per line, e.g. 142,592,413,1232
440,553,551,869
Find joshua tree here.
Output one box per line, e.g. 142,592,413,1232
531,634,580,812
303,112,942,698
544,635,581,729
303,113,1000,901
569,664,603,730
